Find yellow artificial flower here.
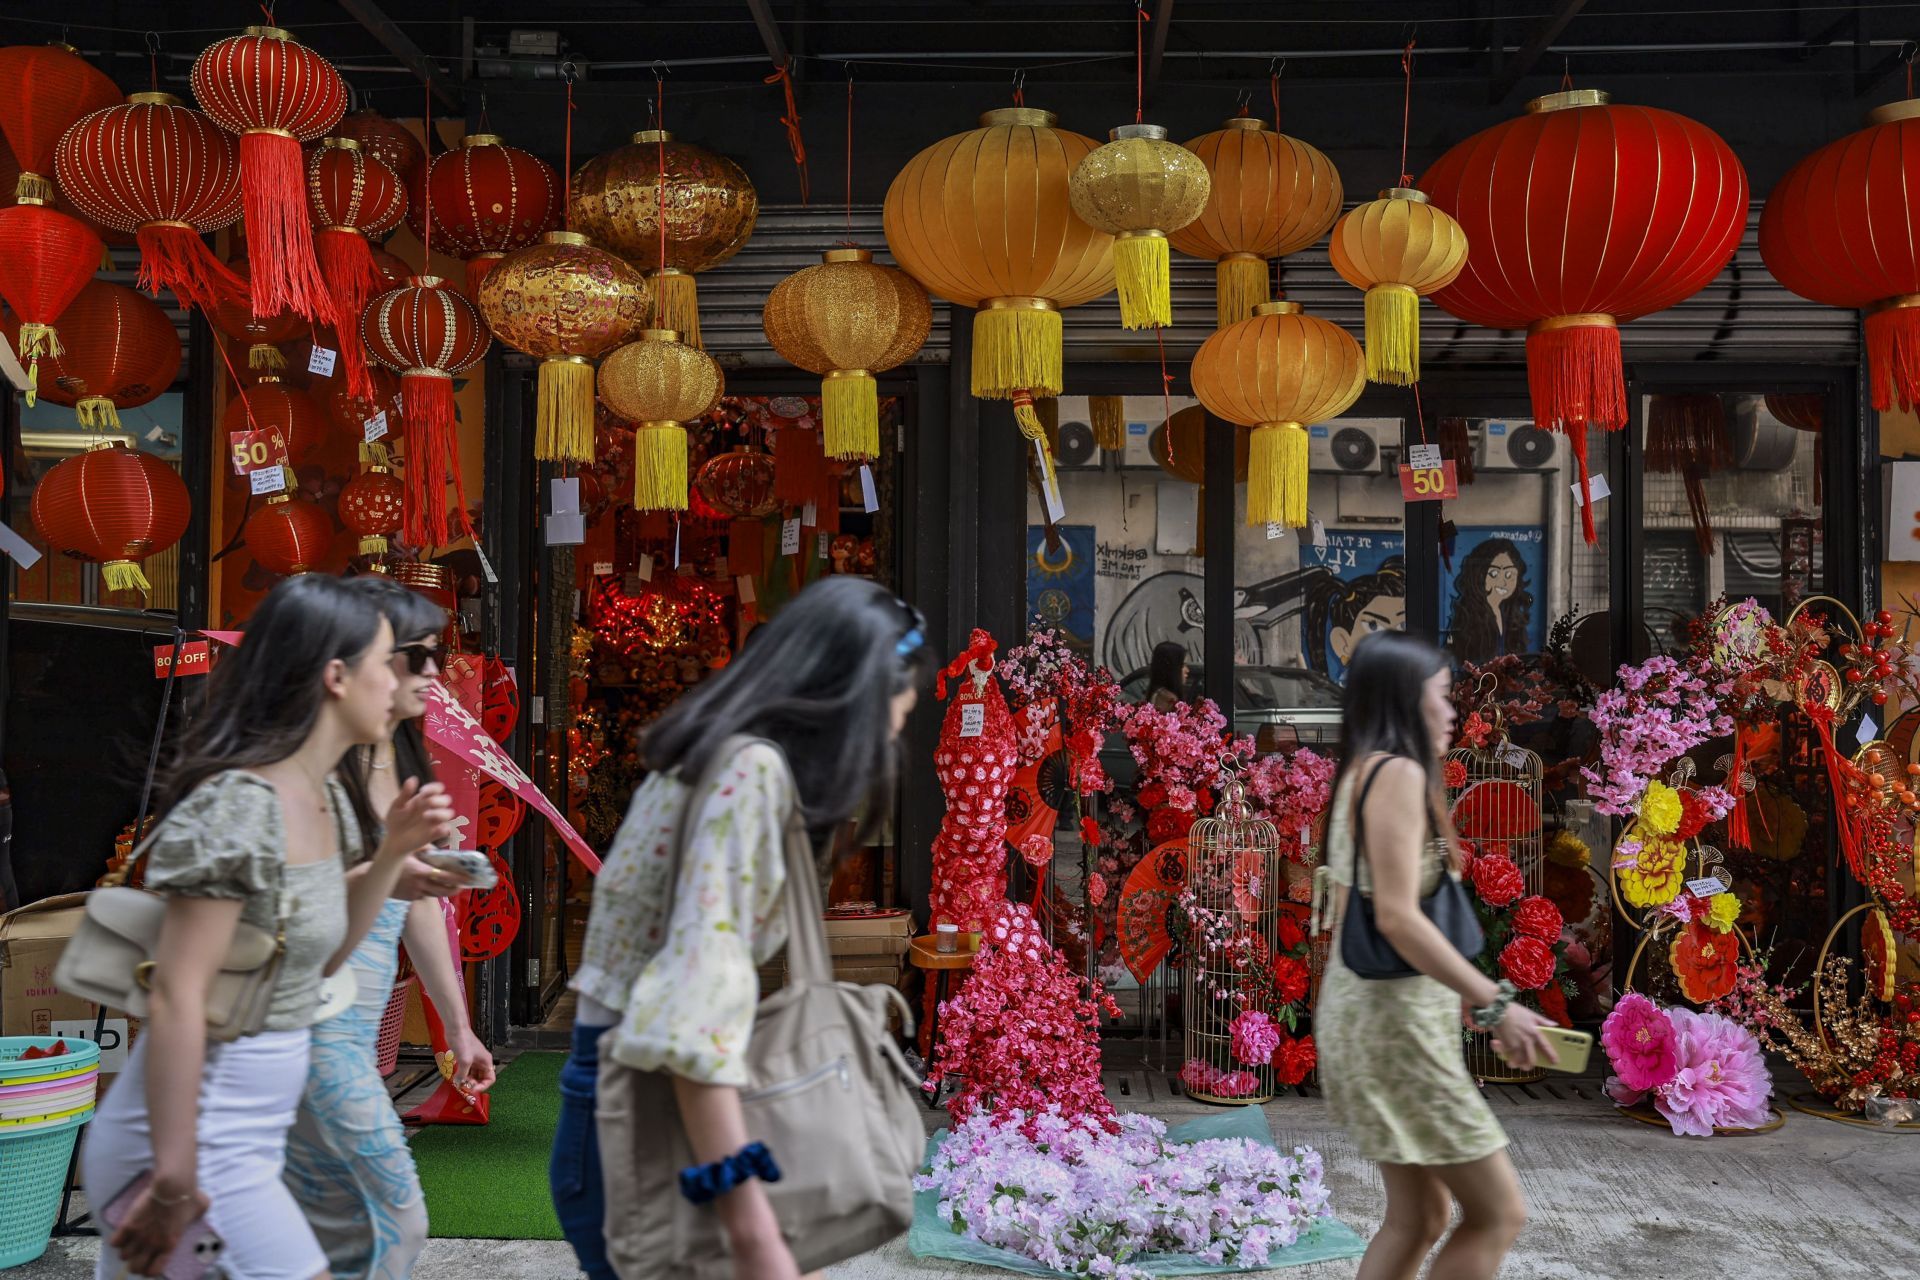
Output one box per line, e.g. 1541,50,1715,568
1638,781,1684,838
1617,828,1688,909
1546,829,1591,869
1705,891,1740,933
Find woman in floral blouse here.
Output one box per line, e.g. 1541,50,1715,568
550,577,930,1280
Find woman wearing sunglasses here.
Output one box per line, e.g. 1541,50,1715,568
284,577,498,1280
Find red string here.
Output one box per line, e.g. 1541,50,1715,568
844,72,855,243
258,2,275,24
656,76,668,327
1398,40,1417,188
563,79,575,233
1135,2,1149,124
764,61,809,204
213,338,261,435
1156,326,1175,468
1412,381,1429,445
1271,71,1281,129
422,84,433,268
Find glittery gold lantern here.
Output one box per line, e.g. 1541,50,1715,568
762,248,931,460
1329,188,1468,386
597,329,724,511
1068,124,1210,330
477,230,651,463
568,131,759,349
1190,300,1364,527
1170,118,1342,328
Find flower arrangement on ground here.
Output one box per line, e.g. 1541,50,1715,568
1601,993,1774,1135
1455,841,1575,1025
1719,958,1919,1112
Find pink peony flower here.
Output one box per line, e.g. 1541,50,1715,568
1230,1010,1282,1066
1601,993,1680,1093
1654,1008,1774,1137
1086,872,1108,906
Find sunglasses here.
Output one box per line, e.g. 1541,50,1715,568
393,643,442,675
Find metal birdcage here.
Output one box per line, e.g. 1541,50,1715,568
1182,765,1284,1105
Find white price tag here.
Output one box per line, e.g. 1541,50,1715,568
306,345,337,377
0,520,43,570
637,553,654,582
673,520,682,567
1496,740,1529,769
816,531,831,559
531,695,546,725
1858,712,1879,746
1265,521,1285,541
592,561,614,576
859,465,879,513
736,574,756,604
780,518,801,556
250,466,287,496
145,425,166,442
1309,518,1327,549
1408,443,1443,470
1686,876,1728,898
543,512,584,545
1033,438,1066,522
1572,473,1612,506
959,703,986,738
549,477,580,515
802,499,818,526
363,411,388,442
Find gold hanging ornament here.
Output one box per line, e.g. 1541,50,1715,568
1328,188,1468,386
597,329,724,511
1068,124,1211,330
1088,395,1127,451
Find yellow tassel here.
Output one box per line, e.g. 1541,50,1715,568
1013,393,1058,490
359,534,390,556
649,270,702,350
1089,395,1127,451
972,302,1063,400
102,560,152,595
1114,232,1172,330
535,357,596,463
99,245,114,272
1364,284,1421,386
360,440,392,467
1248,421,1309,527
633,421,689,511
1215,254,1270,329
822,369,878,460
17,323,60,409
75,397,120,431
249,344,287,372
15,172,52,203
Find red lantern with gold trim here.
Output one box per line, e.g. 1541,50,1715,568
0,279,180,430
0,43,121,203
417,134,559,295
339,458,405,557
209,259,310,375
307,137,407,400
334,107,425,188
1419,89,1746,542
0,199,104,404
30,441,191,595
249,484,334,576
222,376,326,480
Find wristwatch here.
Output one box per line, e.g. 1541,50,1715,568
1471,979,1518,1030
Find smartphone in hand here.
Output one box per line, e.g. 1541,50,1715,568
102,1173,224,1280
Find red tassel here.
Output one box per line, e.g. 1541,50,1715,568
136,222,246,314
239,130,335,327
1529,323,1625,547
402,371,456,548
1865,305,1920,413
729,518,765,575
1646,395,1732,557
1726,728,1751,850
314,228,385,401
1809,711,1863,881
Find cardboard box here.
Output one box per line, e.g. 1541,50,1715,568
1,892,140,1088
824,909,912,958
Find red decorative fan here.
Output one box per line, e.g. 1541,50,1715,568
474,778,525,849
1117,839,1188,983
1449,779,1540,842
459,851,520,962
1003,724,1065,854
481,655,519,743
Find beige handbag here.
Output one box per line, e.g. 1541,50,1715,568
596,738,925,1279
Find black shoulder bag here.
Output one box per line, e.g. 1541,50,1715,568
1339,757,1485,980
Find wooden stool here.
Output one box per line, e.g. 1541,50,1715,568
908,934,977,1074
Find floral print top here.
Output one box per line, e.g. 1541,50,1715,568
572,741,793,1087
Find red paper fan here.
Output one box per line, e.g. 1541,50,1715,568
1003,725,1064,853
459,852,520,962
1450,779,1540,841
1116,839,1188,983
474,779,525,849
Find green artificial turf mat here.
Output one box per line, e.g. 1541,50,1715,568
410,1051,565,1239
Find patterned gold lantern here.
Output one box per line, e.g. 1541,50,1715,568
762,248,931,460
477,230,651,463
1190,300,1364,527
597,329,724,511
1169,118,1342,328
1329,188,1468,386
1068,124,1210,330
568,131,759,349
884,107,1113,461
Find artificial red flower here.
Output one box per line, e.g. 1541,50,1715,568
1276,911,1307,953
1147,807,1196,844
1271,954,1311,1007
1675,788,1715,841
1458,711,1493,750
1511,895,1564,943
1137,784,1167,810
1537,981,1572,1028
1274,1033,1317,1085
1670,918,1740,1003
1470,854,1525,908
1498,936,1556,991
1079,816,1102,848
1444,758,1468,790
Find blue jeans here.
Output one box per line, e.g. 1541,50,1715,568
551,1022,616,1280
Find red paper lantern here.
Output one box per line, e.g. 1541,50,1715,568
334,107,425,188
1419,89,1746,541
308,137,407,400
190,25,347,327
0,200,104,403
0,279,180,430
326,365,405,437
371,244,412,286
31,441,190,595
339,463,405,557
249,488,334,576
417,134,559,295
209,259,311,374
55,92,245,313
361,275,491,547
1762,99,1920,413
694,450,780,518
222,376,326,478
0,43,120,202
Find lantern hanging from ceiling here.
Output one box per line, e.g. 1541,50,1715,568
30,440,191,594
339,448,406,557
884,107,1114,463
190,26,348,326
221,375,327,470
419,134,560,296
695,449,780,519
761,248,931,459
1068,124,1211,330
361,274,492,547
1328,188,1468,387
597,329,724,511
476,230,651,463
208,260,311,372
335,107,425,188
1149,403,1248,556
569,130,759,349
307,137,407,401
1169,118,1342,328
326,365,405,439
0,43,121,203
1419,89,1747,542
0,279,180,430
54,92,246,314
0,199,105,404
1190,300,1364,528
249,479,334,576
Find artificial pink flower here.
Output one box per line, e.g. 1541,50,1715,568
1086,872,1108,907
1230,1010,1282,1067
1231,849,1268,920
1654,1008,1773,1137
1601,992,1680,1094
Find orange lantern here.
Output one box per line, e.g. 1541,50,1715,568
0,279,180,430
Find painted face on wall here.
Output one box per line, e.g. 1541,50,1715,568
1329,592,1406,669
1484,553,1521,607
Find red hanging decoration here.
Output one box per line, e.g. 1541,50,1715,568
189,25,347,326
1420,89,1746,543
326,365,405,437
338,462,405,557
694,449,780,518
334,107,426,188
0,278,179,430
30,440,191,595
221,376,327,474
307,137,407,400
1645,394,1733,557
771,415,830,507
0,43,120,203
416,134,560,296
249,487,334,576
0,200,104,405
208,258,310,374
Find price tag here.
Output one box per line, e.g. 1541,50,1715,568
736,574,756,604
228,427,289,477
959,703,986,738
145,425,166,442
802,499,818,526
1398,460,1459,503
1265,521,1285,541
780,518,801,556
1408,442,1443,471
1033,438,1066,522
672,519,682,567
1310,518,1327,549
363,411,388,442
816,532,831,559
543,512,584,545
592,561,614,576
858,465,879,513
153,640,212,679
250,465,288,495
637,553,653,582
0,520,43,570
1496,740,1529,770
1686,876,1728,898
622,572,642,594
306,345,337,377
549,477,580,515
1858,712,1879,746
1571,473,1612,506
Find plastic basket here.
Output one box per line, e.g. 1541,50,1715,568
376,977,413,1077
0,1037,99,1269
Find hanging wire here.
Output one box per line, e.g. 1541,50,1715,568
654,63,669,328
1012,68,1027,106
1905,39,1918,98
560,67,577,232
421,80,434,268
765,59,810,203
1134,0,1150,123
1269,57,1285,127
144,31,161,92
844,64,857,243
1398,38,1417,187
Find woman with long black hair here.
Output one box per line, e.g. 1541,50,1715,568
83,575,454,1280
1445,538,1534,666
1314,631,1553,1280
550,576,931,1280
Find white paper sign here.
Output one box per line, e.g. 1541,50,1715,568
250,466,287,496
145,425,166,442
592,561,614,576
959,703,986,737
780,518,801,556
1496,740,1529,770
544,512,584,545
673,520,682,567
1265,521,1285,541
51,1017,131,1074
859,465,879,513
736,574,756,604
802,499,818,526
1033,439,1066,522
1408,443,1443,470
637,553,654,582
817,532,831,559
1686,876,1728,899
363,411,389,442
1309,518,1328,549
549,477,580,515
1572,473,1612,506
0,520,44,570
1859,712,1879,746
306,345,337,377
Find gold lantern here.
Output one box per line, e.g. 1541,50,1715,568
477,230,651,462
883,107,1114,461
1190,300,1363,527
568,130,759,349
1068,124,1211,330
1329,188,1468,386
762,248,931,460
1169,118,1342,328
597,329,724,511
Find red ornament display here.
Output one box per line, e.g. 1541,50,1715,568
0,279,179,430
325,365,405,437
334,107,425,188
361,275,492,547
417,134,560,294
929,631,1017,934
30,441,191,595
208,258,311,373
1419,89,1746,542
0,200,105,404
55,92,245,313
249,488,333,576
221,376,326,476
190,25,347,326
338,463,405,557
0,43,121,203
307,137,407,400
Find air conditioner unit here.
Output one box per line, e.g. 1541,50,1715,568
1308,418,1401,474
1052,415,1101,470
1472,419,1557,472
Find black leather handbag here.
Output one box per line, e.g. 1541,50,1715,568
1339,758,1485,980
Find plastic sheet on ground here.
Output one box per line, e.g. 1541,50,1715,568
908,1105,1368,1276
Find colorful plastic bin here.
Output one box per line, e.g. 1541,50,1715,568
0,1036,101,1268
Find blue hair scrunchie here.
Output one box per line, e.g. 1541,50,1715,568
679,1141,783,1206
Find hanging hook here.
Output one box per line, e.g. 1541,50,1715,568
651,59,670,81
1235,87,1252,112
1268,57,1286,80
559,62,578,85
144,30,161,55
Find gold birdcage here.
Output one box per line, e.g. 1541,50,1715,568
1182,764,1284,1105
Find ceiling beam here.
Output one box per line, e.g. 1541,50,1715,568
335,0,462,112
1488,0,1591,103
1146,0,1174,102
745,0,793,70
